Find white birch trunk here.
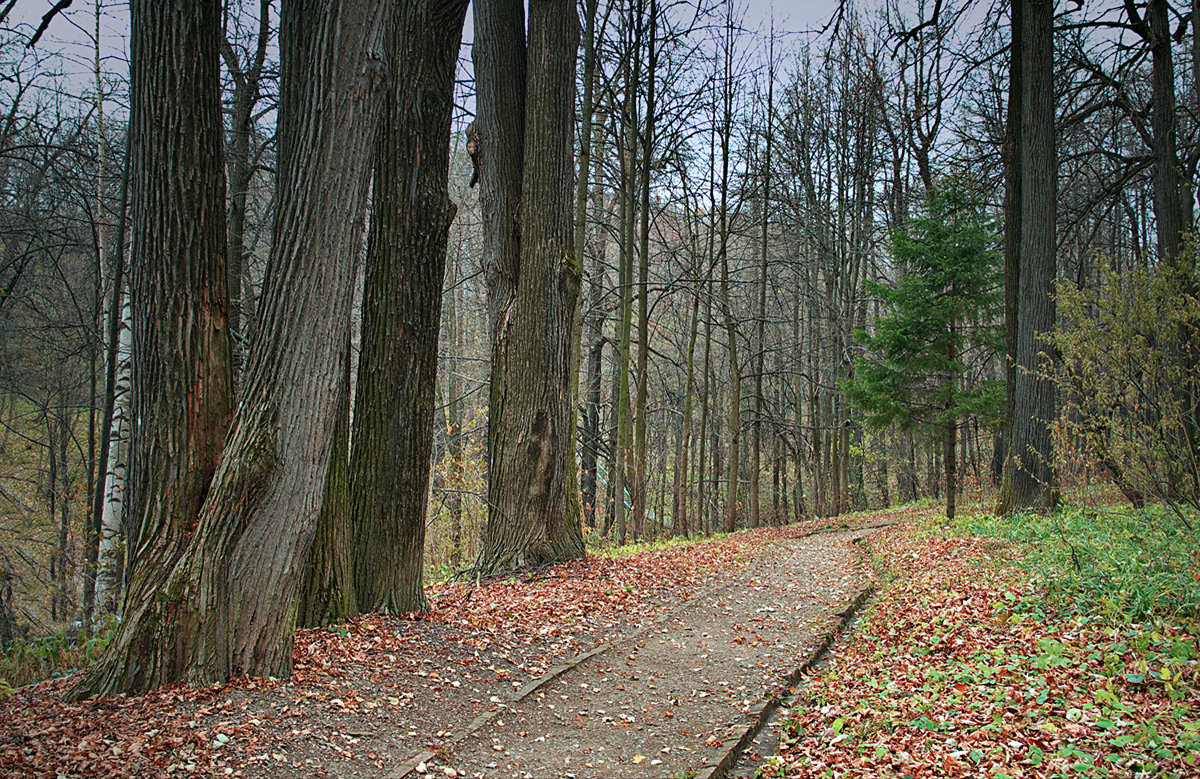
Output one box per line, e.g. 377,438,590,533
95,288,131,614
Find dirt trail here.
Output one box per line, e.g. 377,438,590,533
404,527,878,779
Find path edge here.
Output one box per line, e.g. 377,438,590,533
692,580,877,779
385,524,886,778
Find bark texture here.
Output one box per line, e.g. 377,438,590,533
71,0,388,697
351,0,468,614
298,350,355,628
1008,0,1058,513
479,0,584,573
73,0,233,691
123,0,232,578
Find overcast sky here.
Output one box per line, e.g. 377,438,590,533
10,0,846,110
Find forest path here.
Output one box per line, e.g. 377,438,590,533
399,526,879,779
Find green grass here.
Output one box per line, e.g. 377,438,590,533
956,505,1200,625
764,505,1200,778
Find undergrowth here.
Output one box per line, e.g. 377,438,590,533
762,506,1200,778
959,505,1200,625
0,617,117,696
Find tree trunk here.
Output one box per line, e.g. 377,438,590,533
351,0,468,615
298,346,355,627
1146,0,1185,268
88,127,133,621
71,0,388,698
95,289,132,614
751,34,775,530
997,0,1022,512
576,0,602,532
673,286,700,537
481,0,584,573
73,0,232,689
473,0,525,488
718,21,740,534
633,0,656,540
696,261,713,535
121,0,233,581
445,248,466,564
945,373,956,520
1007,0,1057,513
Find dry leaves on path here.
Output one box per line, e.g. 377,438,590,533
0,516,881,778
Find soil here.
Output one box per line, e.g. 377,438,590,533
418,527,879,779
0,519,888,779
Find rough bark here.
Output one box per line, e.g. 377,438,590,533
298,348,355,628
71,0,388,698
480,0,584,572
473,0,525,464
1007,0,1058,513
120,0,232,581
351,0,468,614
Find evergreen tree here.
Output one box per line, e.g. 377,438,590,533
846,180,1003,519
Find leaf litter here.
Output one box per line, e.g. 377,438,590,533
759,516,1200,779
0,517,863,778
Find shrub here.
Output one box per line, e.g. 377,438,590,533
0,616,118,694
1047,260,1200,525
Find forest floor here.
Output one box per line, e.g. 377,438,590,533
2,503,1197,779
0,510,892,778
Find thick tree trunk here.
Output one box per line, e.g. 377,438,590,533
1146,0,1185,268
1007,0,1057,513
997,0,1022,512
351,0,468,615
481,0,584,573
121,0,233,581
72,0,233,690
71,0,388,698
473,0,525,482
298,349,355,628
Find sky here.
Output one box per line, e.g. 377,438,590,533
11,0,847,72
8,0,847,121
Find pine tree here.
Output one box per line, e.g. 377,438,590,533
845,180,1003,519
